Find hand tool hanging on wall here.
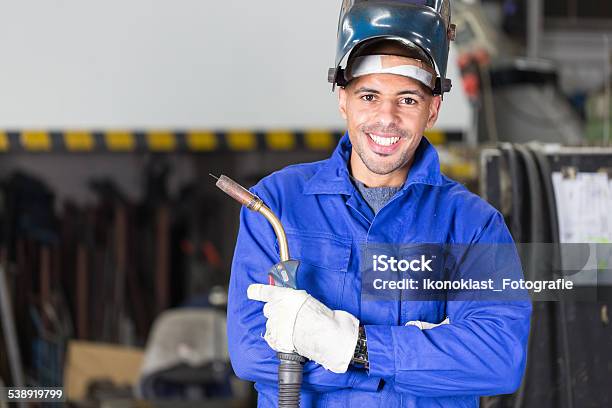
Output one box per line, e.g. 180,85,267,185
142,159,171,314
0,264,26,408
89,179,133,343
212,174,305,408
172,183,225,305
1,172,70,388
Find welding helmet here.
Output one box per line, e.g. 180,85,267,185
328,0,456,95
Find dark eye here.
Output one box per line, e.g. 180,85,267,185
361,94,376,102
401,97,416,105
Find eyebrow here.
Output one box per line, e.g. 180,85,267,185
354,87,425,100
354,87,380,95
397,89,426,100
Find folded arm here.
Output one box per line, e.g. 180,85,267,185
227,187,380,392
366,212,532,397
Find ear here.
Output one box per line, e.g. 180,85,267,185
425,95,442,130
338,87,348,120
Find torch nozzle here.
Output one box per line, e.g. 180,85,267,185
214,175,261,210
212,174,289,262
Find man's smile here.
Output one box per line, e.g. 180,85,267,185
367,132,401,146
365,131,405,155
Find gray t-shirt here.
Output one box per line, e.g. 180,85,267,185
351,177,402,214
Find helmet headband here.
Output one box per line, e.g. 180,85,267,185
346,54,436,90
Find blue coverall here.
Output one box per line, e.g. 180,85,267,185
228,134,532,407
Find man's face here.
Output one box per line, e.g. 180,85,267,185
338,73,441,182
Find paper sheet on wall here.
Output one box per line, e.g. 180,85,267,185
552,172,612,244
552,171,612,285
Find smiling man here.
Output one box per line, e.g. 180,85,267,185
339,40,442,189
227,1,531,407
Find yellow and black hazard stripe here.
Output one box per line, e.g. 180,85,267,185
0,130,463,153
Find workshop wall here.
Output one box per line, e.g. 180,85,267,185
0,0,471,131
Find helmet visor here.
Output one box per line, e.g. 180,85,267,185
343,0,451,25
334,0,453,93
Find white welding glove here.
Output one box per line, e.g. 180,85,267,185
406,317,450,330
247,284,359,374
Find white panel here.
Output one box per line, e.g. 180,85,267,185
0,0,470,130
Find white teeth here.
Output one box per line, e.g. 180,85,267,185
368,133,401,147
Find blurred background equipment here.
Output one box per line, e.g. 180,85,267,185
453,0,584,145
480,144,612,408
0,0,610,407
64,341,144,402
137,309,231,401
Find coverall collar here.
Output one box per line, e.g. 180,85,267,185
303,132,445,196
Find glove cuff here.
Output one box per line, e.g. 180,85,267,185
293,297,359,373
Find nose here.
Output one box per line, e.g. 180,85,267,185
374,99,401,128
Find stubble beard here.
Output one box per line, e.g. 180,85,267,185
354,126,414,176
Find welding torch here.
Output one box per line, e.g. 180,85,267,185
212,174,306,408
